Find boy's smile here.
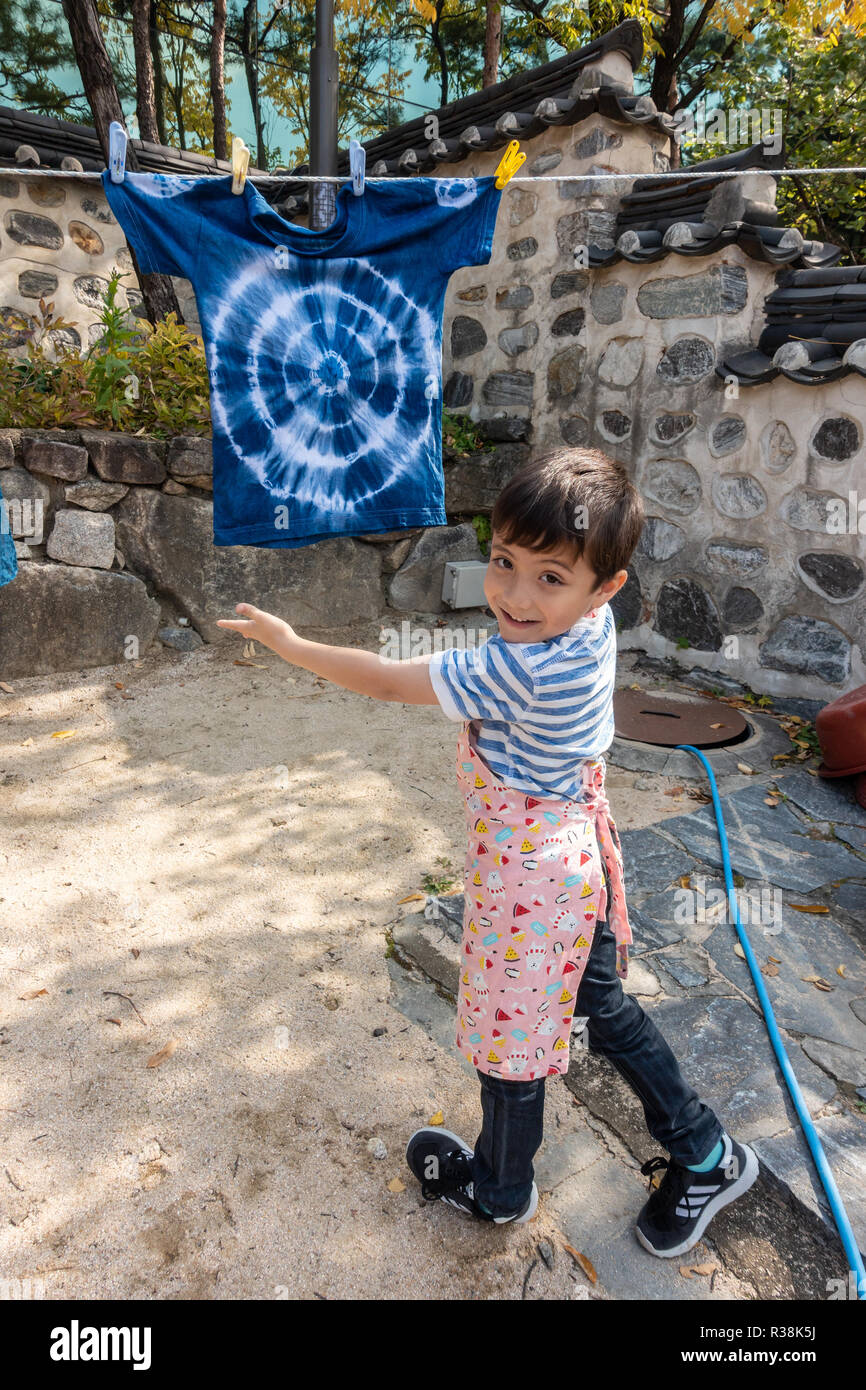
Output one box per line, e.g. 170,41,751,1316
485,531,627,643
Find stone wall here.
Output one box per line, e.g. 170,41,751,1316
0,425,526,678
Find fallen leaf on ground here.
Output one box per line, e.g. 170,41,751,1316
562,1244,597,1283
233,660,268,669
736,762,755,775
130,948,140,959
789,904,829,914
106,1017,122,1026
387,1176,406,1193
18,987,47,999
428,1110,444,1125
690,1262,720,1277
764,797,780,807
0,681,14,693
734,942,746,959
801,975,833,992
50,730,76,740
837,965,847,977
761,961,779,976
398,892,426,903
146,1038,178,1068
664,786,684,796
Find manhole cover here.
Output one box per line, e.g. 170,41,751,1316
614,689,751,749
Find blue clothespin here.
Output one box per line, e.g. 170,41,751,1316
349,139,365,196
108,121,127,183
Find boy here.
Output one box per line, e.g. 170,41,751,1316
218,445,759,1256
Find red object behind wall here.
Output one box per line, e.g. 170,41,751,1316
815,684,866,779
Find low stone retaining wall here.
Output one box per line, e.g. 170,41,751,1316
0,427,528,678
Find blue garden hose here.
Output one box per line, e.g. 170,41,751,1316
676,743,866,1299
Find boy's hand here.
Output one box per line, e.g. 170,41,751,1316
216,603,293,655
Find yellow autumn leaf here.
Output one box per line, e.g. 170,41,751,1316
789,904,829,914
837,964,847,977
51,730,77,739
387,1176,406,1193
398,892,426,903
429,1110,444,1125
146,1037,178,1068
563,1243,597,1283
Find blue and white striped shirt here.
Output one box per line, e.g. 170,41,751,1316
428,604,617,800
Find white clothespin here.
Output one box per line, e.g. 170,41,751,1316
349,139,365,196
108,121,128,183
231,135,250,195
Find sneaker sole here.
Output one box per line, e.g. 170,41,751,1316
493,1182,539,1225
635,1144,759,1259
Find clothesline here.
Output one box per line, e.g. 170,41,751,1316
5,165,866,182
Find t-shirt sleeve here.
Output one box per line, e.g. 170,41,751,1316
428,635,536,721
101,170,206,280
427,176,503,274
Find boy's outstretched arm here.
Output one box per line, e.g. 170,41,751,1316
216,603,439,705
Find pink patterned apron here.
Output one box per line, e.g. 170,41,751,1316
455,717,633,1081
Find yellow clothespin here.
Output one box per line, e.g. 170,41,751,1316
231,135,250,195
494,140,526,189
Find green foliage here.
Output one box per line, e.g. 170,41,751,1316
471,513,492,555
0,270,211,439
442,408,484,455
421,856,459,894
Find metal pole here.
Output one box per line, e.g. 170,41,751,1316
309,0,338,228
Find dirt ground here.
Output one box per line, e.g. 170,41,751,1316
0,619,723,1301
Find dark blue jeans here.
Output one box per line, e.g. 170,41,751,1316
470,867,724,1217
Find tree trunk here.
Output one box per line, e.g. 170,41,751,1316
242,0,266,168
482,1,501,88
211,0,227,161
148,0,167,146
431,8,448,108
61,0,181,325
131,0,159,142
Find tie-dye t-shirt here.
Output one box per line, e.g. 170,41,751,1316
101,170,502,548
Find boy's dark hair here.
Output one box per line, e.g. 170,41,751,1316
490,446,645,587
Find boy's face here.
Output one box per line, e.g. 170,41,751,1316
484,531,628,643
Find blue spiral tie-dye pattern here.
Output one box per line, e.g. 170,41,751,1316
101,170,502,548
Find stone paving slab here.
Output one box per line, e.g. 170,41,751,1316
542,1154,727,1300
753,1110,866,1250
773,769,866,827
654,794,865,893
619,828,701,896
704,912,866,1053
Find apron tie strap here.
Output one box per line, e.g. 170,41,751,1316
579,758,633,980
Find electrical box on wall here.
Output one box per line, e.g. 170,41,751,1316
442,560,489,609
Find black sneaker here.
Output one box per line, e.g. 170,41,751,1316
405,1127,538,1224
635,1132,759,1258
